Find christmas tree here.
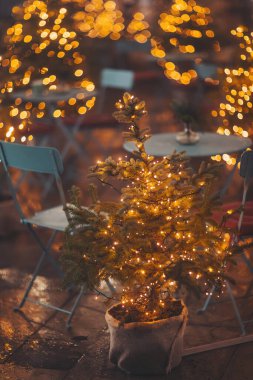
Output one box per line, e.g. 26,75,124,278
62,92,231,323
150,0,219,84
50,0,219,85
0,0,219,140
71,0,125,40
211,26,253,165
0,0,95,142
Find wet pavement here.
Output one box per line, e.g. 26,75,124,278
1,1,253,376
1,224,253,380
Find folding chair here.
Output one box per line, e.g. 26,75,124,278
97,68,134,112
71,68,134,157
194,62,218,81
66,68,134,129
199,149,253,335
0,141,84,328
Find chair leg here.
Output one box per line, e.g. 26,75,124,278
198,285,215,314
15,228,61,310
66,286,84,329
226,281,246,335
28,226,63,277
14,250,48,310
42,130,83,199
16,225,85,327
198,282,246,335
105,278,115,295
61,118,83,160
242,252,253,274
52,109,84,157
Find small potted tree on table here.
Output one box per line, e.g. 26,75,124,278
62,93,231,375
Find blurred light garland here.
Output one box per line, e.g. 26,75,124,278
0,0,96,142
0,0,218,141
150,0,219,85
72,0,125,39
211,26,252,165
126,10,151,44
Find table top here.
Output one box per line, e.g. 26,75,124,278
123,132,252,158
11,87,96,103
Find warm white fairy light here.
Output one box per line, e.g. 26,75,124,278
212,26,253,165
0,0,96,142
63,92,232,322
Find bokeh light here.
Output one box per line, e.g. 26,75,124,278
0,0,96,142
212,26,252,165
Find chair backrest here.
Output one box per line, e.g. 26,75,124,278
100,68,134,90
0,141,65,221
0,141,63,176
97,68,134,113
195,63,218,80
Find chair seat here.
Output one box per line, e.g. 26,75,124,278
25,205,68,231
213,201,253,235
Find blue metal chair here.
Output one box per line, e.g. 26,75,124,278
75,68,135,157
97,68,134,113
199,149,253,335
101,68,134,89
0,141,84,328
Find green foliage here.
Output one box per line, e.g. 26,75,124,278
171,100,200,125
62,92,232,321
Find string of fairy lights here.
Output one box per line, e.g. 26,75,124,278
211,26,253,165
126,10,151,44
0,0,218,142
62,93,232,320
0,0,96,142
0,0,252,149
72,0,125,40
150,0,218,85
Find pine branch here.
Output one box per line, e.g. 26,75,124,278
97,178,121,194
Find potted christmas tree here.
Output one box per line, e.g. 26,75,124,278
62,93,231,375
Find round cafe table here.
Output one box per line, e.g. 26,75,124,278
11,87,97,160
123,132,252,158
10,87,96,196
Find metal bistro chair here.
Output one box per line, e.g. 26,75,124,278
98,68,134,111
199,149,253,335
68,68,134,128
75,68,134,156
0,141,84,328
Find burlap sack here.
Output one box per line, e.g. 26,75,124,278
105,301,188,375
